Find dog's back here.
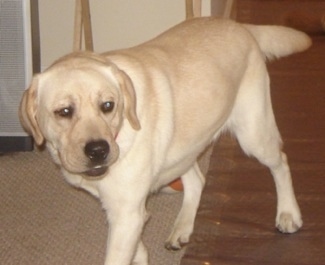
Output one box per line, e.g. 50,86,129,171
139,17,311,59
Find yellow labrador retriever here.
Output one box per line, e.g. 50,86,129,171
20,18,311,265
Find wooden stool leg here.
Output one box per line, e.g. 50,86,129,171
73,0,94,51
73,0,82,51
193,0,202,17
186,0,202,19
223,0,236,19
186,0,194,19
81,0,93,51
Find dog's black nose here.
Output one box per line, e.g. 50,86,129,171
84,140,110,163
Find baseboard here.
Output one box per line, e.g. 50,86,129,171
0,136,34,153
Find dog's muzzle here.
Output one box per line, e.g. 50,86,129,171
83,165,108,177
84,140,110,177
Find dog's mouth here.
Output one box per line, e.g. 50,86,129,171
83,165,108,178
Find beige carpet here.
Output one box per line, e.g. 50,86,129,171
0,145,213,265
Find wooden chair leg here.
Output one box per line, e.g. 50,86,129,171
186,0,202,19
81,0,93,51
223,0,236,19
73,0,93,51
193,0,202,18
186,0,193,19
73,0,82,51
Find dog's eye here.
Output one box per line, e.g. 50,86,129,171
101,101,115,113
54,106,74,118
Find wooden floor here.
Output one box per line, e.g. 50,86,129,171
182,1,325,264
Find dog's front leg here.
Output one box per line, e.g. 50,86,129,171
132,240,149,265
99,185,149,265
165,162,205,250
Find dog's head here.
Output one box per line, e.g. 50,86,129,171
19,52,140,178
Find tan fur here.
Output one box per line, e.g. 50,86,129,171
20,18,311,265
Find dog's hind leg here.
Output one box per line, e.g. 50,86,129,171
237,133,302,233
165,162,205,250
230,72,302,233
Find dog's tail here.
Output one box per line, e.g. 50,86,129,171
243,24,312,60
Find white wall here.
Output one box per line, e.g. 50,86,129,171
39,0,211,70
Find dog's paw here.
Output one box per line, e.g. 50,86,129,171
276,212,303,233
165,224,192,251
164,237,189,251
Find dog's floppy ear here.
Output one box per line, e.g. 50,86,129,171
19,76,45,146
114,69,141,131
